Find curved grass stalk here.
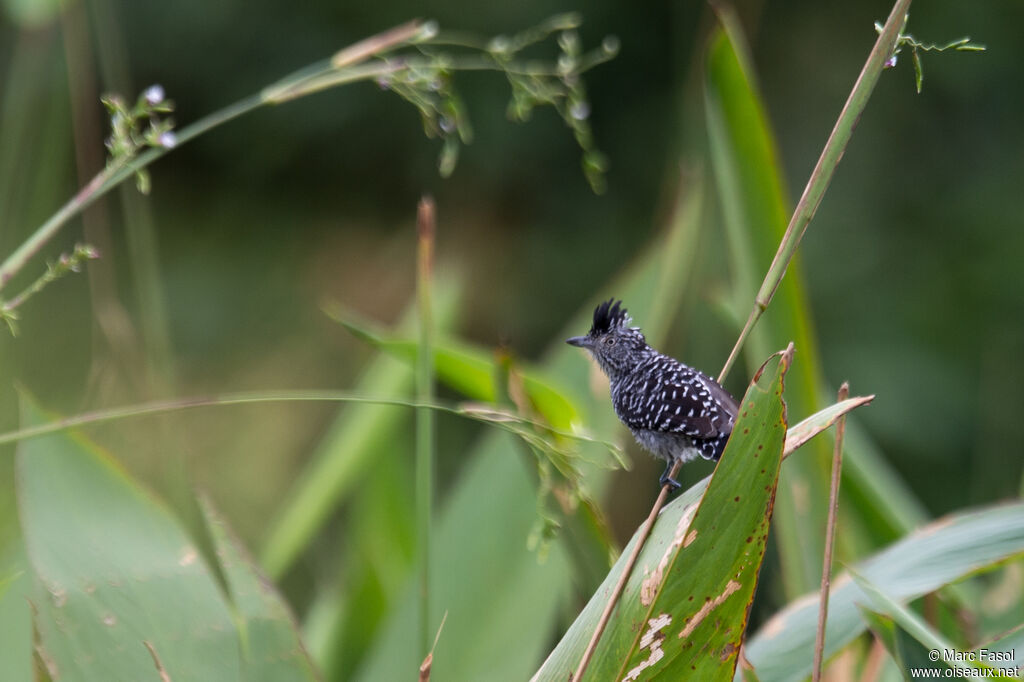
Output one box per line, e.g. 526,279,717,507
0,389,620,460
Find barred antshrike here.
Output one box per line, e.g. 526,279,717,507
567,299,739,489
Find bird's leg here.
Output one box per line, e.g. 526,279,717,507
658,461,681,491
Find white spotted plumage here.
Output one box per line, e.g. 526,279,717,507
567,299,739,484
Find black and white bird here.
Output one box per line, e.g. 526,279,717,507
567,299,739,489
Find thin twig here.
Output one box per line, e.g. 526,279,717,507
812,382,850,681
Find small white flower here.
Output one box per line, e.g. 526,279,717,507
884,55,898,69
419,21,439,40
158,131,177,149
570,101,590,121
144,84,165,105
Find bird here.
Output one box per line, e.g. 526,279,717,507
567,298,739,490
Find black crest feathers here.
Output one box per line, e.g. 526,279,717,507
590,298,629,336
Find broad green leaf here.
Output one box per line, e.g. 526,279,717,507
851,568,995,675
979,624,1024,671
534,346,792,681
354,173,707,682
857,606,948,679
0,545,31,681
742,502,1024,681
532,394,873,679
617,348,790,680
198,496,317,681
16,399,242,681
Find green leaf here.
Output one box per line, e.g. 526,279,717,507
0,545,31,682
857,606,948,678
15,398,243,681
260,280,460,579
534,346,793,681
326,305,582,431
978,623,1024,671
851,567,994,674
197,496,317,681
618,348,790,680
354,172,708,682
532,393,873,679
742,502,1024,681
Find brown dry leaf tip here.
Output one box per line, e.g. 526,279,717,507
417,196,436,242
752,343,795,384
419,652,433,682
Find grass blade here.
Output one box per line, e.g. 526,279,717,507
197,496,317,681
743,502,1024,681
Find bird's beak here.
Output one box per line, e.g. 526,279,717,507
566,336,590,348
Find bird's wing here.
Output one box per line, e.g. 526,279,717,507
617,367,737,439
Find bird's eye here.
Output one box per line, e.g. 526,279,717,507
604,337,616,346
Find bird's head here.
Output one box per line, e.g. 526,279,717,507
567,299,649,378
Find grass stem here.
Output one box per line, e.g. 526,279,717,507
812,382,850,682
717,0,913,383
415,197,437,660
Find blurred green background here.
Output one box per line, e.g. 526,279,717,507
1,0,1022,678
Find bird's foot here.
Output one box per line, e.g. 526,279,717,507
658,470,682,492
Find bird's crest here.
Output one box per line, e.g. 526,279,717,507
590,298,631,336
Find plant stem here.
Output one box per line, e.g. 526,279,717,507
415,196,437,660
0,164,117,291
571,1,913,673
0,389,619,450
0,20,424,294
812,382,850,682
717,0,913,384
0,90,264,293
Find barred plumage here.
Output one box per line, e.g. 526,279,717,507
567,298,739,489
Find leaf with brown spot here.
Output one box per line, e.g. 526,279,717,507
532,345,791,681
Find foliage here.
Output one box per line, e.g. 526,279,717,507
0,3,1016,682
